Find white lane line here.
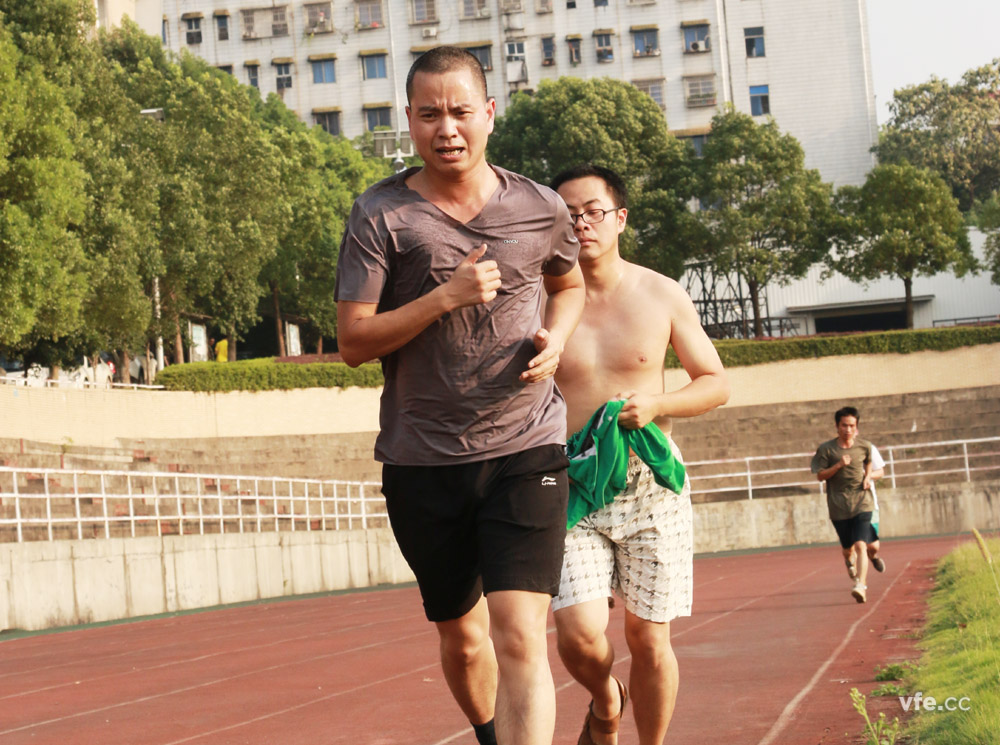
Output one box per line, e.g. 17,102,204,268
158,661,442,745
0,612,421,701
755,561,913,745
0,628,435,737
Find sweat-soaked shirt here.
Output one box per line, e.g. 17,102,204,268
334,165,579,466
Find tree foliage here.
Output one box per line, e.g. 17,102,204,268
693,109,833,336
876,61,1000,211
973,193,1000,286
0,2,386,373
831,164,975,328
488,77,697,277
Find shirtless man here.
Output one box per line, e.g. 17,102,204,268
550,165,730,745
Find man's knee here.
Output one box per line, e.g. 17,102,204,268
487,591,550,662
437,605,491,666
624,614,673,662
554,607,608,661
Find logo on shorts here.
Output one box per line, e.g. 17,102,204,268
541,476,557,486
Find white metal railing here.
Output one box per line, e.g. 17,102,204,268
1,376,164,390
0,466,386,543
685,436,1000,499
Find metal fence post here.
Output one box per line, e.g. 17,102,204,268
100,473,110,539
176,475,184,536
13,470,22,543
963,442,971,481
73,472,82,541
44,473,53,541
360,483,368,530
745,458,753,500
127,474,136,538
888,448,896,490
154,476,162,538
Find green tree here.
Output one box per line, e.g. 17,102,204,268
973,193,1000,286
488,77,697,277
832,163,975,328
0,16,88,354
694,109,833,337
876,61,1000,211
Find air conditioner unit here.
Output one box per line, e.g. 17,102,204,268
421,26,438,38
476,8,491,17
243,30,257,39
687,40,702,52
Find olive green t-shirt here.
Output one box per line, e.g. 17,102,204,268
811,438,874,520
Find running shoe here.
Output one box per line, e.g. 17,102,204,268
871,556,886,573
851,583,867,604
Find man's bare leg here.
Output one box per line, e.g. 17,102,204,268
624,613,677,745
854,541,869,587
554,598,622,745
487,590,557,745
842,546,856,578
435,596,497,726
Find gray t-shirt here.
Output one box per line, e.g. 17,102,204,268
334,165,580,466
811,437,874,520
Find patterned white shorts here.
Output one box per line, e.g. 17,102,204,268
551,451,693,623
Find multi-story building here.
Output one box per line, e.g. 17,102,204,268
156,0,878,187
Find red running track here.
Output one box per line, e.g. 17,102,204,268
0,535,959,745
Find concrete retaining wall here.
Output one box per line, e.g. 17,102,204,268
0,529,414,632
3,480,997,632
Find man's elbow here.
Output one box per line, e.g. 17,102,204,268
336,338,367,368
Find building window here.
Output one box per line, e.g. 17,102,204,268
161,19,168,43
216,15,229,41
462,0,489,19
632,29,658,56
594,0,608,5
541,36,555,65
683,24,710,53
506,40,525,61
467,45,493,70
312,59,336,83
241,10,256,39
363,54,388,80
500,0,523,10
315,111,341,135
750,84,770,115
685,134,707,157
365,107,392,131
595,33,614,62
412,0,437,23
744,27,765,57
305,2,334,33
217,65,233,75
537,0,553,12
272,7,289,36
276,63,292,90
185,18,202,45
247,65,259,88
685,76,716,107
633,78,665,110
357,0,383,28
567,38,581,64
567,0,576,8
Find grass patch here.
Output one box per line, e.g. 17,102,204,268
904,531,1000,745
871,682,908,697
875,661,918,681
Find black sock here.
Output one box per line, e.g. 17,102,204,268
472,719,497,745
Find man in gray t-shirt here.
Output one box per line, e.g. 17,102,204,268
335,47,584,745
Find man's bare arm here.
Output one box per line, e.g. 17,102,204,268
618,280,730,429
337,244,501,367
520,264,586,383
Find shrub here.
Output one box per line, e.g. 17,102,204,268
156,359,383,392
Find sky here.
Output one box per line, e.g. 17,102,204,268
866,0,1000,124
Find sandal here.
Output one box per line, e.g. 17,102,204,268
577,675,628,745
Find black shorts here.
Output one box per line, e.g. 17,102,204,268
382,444,569,623
831,511,879,549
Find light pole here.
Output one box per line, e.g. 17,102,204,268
140,108,165,372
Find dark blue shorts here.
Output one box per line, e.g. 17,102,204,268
382,444,569,622
832,511,879,549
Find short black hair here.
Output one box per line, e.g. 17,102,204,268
550,164,629,210
835,406,860,425
406,46,488,104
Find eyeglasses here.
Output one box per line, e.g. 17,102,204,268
568,207,619,225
